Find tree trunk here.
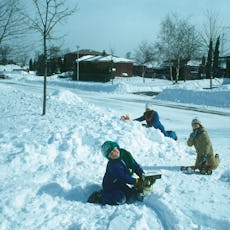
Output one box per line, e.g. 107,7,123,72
42,33,47,115
175,57,180,83
142,66,146,83
170,61,173,82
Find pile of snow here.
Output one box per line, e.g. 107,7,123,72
155,88,230,108
113,77,172,93
0,64,22,72
49,90,83,104
0,68,230,229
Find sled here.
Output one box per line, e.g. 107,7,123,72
134,174,162,194
180,165,212,175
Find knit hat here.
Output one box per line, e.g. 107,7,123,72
145,102,153,111
101,141,119,158
191,118,202,126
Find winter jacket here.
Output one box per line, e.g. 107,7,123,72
102,148,144,204
135,110,168,137
187,126,219,169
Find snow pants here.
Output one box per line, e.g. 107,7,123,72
102,184,142,205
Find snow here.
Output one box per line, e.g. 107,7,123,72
77,55,134,63
0,65,230,230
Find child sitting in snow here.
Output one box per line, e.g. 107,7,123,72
95,141,145,205
187,118,219,170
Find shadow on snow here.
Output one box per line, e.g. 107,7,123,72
37,182,101,202
143,165,181,172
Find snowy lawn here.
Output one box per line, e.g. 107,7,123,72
0,68,230,230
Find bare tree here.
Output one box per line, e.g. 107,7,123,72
206,39,213,81
0,0,26,45
200,10,222,53
25,0,77,115
0,0,28,64
213,36,220,78
134,41,155,64
125,51,132,59
0,45,13,64
200,11,225,86
48,46,61,59
134,41,155,82
155,15,176,81
155,14,201,82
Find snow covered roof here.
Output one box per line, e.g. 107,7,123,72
76,55,134,63
187,60,201,67
76,55,95,62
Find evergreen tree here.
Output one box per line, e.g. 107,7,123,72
36,54,45,76
29,58,34,71
206,39,213,79
201,56,206,65
213,36,220,78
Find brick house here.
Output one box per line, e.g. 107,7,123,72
73,55,134,82
219,53,230,78
64,49,103,71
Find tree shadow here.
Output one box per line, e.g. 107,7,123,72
37,182,101,202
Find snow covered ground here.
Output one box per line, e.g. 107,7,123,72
0,65,230,230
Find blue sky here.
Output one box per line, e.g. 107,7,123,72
31,0,230,57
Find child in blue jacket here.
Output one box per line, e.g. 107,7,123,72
134,103,177,140
101,141,144,205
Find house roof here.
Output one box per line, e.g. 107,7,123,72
187,60,201,67
76,55,134,63
77,55,95,62
68,49,102,56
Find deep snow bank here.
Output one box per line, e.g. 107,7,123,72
155,88,230,108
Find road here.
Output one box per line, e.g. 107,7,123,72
1,79,230,117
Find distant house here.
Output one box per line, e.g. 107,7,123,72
133,61,167,79
134,59,201,80
186,59,202,79
219,53,230,78
64,49,103,71
73,55,134,82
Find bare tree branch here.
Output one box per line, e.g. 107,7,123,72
155,14,201,82
200,10,222,52
23,0,77,115
0,0,26,44
134,41,155,65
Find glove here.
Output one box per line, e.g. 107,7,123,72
120,115,130,120
134,178,143,192
141,173,145,181
135,173,145,186
135,176,154,193
190,129,198,139
142,177,153,187
135,177,142,186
